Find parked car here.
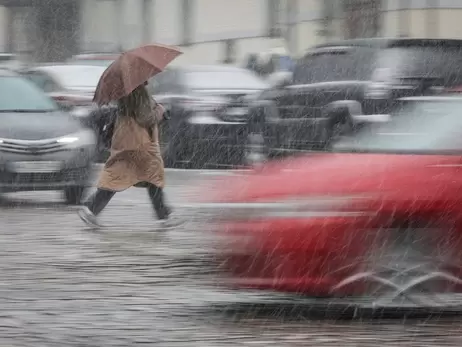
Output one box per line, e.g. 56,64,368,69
67,53,118,68
255,38,462,155
147,64,269,168
18,64,106,109
0,69,96,204
200,96,462,313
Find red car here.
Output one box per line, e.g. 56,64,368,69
201,96,462,311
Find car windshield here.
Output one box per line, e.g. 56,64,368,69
379,45,462,80
333,100,462,153
293,47,376,84
186,70,268,90
0,76,57,112
0,55,14,62
50,66,106,88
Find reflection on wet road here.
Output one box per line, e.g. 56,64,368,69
0,169,461,346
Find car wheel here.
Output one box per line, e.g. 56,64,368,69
330,222,462,313
63,186,85,205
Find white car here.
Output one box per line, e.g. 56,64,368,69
19,64,106,108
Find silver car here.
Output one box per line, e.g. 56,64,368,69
19,64,107,108
0,70,96,204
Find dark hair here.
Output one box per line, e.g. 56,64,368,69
117,84,156,128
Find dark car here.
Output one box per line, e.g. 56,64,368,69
148,64,269,168
18,65,109,160
0,70,97,204
255,38,462,155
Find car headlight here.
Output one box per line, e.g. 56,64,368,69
56,130,96,148
57,136,79,144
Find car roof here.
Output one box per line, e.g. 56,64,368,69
311,38,462,50
399,95,462,102
27,64,107,73
174,64,250,73
71,54,118,60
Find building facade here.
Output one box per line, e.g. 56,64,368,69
0,0,80,62
78,0,462,65
0,0,462,63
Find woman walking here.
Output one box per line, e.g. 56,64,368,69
78,83,173,228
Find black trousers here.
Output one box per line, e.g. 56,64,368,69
84,183,171,220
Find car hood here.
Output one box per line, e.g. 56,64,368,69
0,111,83,140
67,87,95,94
52,88,95,98
192,89,264,102
206,153,451,203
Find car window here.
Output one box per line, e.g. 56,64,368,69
333,100,462,153
0,76,58,111
48,66,106,89
0,55,14,62
293,47,376,84
23,71,60,92
379,46,462,85
149,70,178,94
185,70,267,90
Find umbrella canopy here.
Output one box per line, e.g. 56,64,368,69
93,44,182,105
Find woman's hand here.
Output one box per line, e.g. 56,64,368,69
153,103,166,122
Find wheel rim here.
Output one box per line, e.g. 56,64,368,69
330,226,462,309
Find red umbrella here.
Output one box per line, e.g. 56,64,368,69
93,44,182,105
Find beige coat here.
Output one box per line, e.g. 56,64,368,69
97,106,165,191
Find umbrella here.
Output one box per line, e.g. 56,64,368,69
93,44,182,105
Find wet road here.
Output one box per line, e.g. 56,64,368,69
0,168,462,346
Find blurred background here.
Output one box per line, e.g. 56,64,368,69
0,0,454,65
3,1,462,346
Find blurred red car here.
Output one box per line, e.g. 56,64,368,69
202,96,462,311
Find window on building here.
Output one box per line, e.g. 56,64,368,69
283,0,297,52
142,0,152,43
343,0,382,39
223,39,236,64
267,0,283,37
181,0,193,45
319,0,335,39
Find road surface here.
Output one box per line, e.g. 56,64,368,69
0,168,461,346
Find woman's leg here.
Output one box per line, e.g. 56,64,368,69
85,189,116,215
147,184,171,220
79,189,116,227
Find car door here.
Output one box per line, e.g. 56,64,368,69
149,70,183,154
